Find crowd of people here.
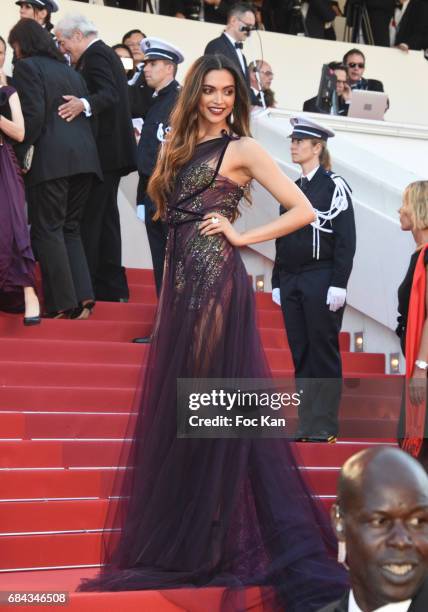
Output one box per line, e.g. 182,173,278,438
73,0,428,50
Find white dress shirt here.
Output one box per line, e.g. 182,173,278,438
301,165,320,182
349,590,412,612
224,32,246,75
128,62,144,86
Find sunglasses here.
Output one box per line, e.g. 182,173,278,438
239,19,256,30
347,62,365,69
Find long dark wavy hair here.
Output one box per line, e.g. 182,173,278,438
8,19,65,63
148,54,251,220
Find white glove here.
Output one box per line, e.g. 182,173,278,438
326,286,347,312
272,287,281,306
137,204,145,222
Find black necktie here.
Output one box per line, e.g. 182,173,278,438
300,177,309,191
235,42,243,49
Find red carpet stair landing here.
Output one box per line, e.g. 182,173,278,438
0,269,396,610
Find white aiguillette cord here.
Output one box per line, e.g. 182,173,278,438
311,174,352,260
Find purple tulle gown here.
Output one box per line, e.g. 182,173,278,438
0,86,35,312
79,134,347,610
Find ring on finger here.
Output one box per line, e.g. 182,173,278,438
211,217,219,225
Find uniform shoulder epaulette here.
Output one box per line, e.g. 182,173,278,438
328,171,352,194
310,171,352,260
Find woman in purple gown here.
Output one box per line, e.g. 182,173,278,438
0,81,40,324
79,55,347,610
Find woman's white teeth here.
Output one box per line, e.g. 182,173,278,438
384,564,413,575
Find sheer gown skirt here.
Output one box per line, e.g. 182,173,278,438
80,225,346,610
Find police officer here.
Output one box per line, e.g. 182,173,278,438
272,116,356,443
133,38,183,344
15,1,59,33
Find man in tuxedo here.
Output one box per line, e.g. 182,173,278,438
204,2,256,102
122,29,145,72
319,446,428,612
394,0,428,52
304,0,337,39
343,48,384,93
10,18,102,316
56,14,137,302
249,59,276,108
203,0,234,24
303,62,351,115
122,29,154,119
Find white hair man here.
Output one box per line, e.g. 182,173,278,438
55,14,137,303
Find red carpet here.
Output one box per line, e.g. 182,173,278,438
0,268,397,610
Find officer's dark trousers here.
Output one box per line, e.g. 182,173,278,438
279,267,344,436
28,174,94,314
138,175,168,297
81,171,129,301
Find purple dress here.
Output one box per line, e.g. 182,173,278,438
79,135,347,610
0,86,35,312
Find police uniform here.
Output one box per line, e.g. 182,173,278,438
272,116,356,442
15,0,59,19
137,38,183,297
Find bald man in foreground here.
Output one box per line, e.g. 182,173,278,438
319,447,428,612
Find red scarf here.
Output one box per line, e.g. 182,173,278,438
402,244,428,457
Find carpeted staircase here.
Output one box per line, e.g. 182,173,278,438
0,269,397,610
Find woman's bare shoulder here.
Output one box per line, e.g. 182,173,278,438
230,136,265,159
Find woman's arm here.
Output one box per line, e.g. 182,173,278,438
200,138,316,246
409,266,428,405
0,91,25,142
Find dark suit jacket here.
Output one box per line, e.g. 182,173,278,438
128,69,154,119
395,0,428,50
159,0,185,15
13,55,101,188
204,33,251,87
203,0,234,24
305,0,337,39
351,78,384,92
318,578,428,611
303,94,348,115
75,39,137,176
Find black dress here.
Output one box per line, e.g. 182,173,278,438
396,248,428,466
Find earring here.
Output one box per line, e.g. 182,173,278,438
230,111,235,124
337,540,347,565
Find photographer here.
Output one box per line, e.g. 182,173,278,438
394,0,428,51
345,0,395,46
204,3,256,102
269,0,336,38
303,62,351,115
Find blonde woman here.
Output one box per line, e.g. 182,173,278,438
397,180,428,465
